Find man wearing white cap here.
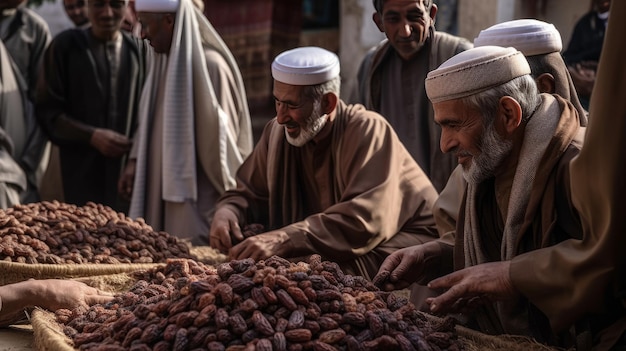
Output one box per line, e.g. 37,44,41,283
434,18,589,245
120,0,253,245
36,0,145,212
373,46,586,347
210,46,439,280
474,18,588,123
352,0,472,193
425,3,626,348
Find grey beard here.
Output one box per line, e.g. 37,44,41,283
286,100,327,147
463,121,513,184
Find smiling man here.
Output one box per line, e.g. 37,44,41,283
63,0,89,28
352,0,471,192
372,45,587,348
36,0,145,212
210,46,439,281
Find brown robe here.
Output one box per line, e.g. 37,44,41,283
510,2,626,349
433,94,585,346
216,100,439,279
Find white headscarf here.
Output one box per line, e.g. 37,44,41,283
130,0,252,217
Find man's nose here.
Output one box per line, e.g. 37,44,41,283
440,129,458,154
401,22,413,37
275,103,290,124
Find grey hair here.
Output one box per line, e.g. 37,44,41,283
373,0,433,14
302,76,341,102
460,75,541,124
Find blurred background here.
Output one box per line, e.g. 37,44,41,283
29,0,592,136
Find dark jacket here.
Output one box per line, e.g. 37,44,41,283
35,28,146,210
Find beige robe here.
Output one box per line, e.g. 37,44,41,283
216,101,439,279
130,0,252,245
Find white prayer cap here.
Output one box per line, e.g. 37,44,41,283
272,46,340,86
135,0,179,13
426,46,530,103
474,19,563,56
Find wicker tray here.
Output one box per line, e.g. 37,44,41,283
27,261,561,351
0,245,226,287
31,308,563,351
0,261,163,287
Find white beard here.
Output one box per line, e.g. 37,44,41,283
285,100,328,147
463,120,513,185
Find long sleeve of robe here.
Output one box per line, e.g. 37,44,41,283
217,101,439,274
510,2,626,345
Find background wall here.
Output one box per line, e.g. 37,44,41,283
30,0,595,117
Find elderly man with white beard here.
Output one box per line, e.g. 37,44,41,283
210,46,440,280
372,46,587,349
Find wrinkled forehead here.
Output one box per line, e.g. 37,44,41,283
375,0,432,12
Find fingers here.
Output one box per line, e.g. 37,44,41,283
230,221,243,243
426,283,468,313
117,177,132,200
372,270,390,288
229,242,245,261
427,267,464,290
210,227,231,253
389,253,419,283
84,294,114,306
92,129,132,157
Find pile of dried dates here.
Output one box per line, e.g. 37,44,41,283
0,201,192,264
57,255,463,350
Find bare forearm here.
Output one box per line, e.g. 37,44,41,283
0,281,37,326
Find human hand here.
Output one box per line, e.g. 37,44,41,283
425,261,518,314
209,206,243,253
117,159,136,201
0,279,114,324
35,279,114,311
229,231,290,262
90,128,132,158
372,241,441,291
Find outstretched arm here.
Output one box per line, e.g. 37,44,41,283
0,280,113,327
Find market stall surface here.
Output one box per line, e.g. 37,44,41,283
0,325,34,350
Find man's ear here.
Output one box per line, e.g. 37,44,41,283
322,92,338,115
535,73,556,94
165,13,175,28
373,12,384,32
497,96,523,135
430,3,438,22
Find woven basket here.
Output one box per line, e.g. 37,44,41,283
420,312,566,351
0,245,226,287
32,309,75,351
0,261,163,287
31,308,564,351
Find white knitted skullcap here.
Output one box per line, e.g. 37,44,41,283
474,19,562,56
272,46,340,86
135,0,179,12
425,46,531,103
